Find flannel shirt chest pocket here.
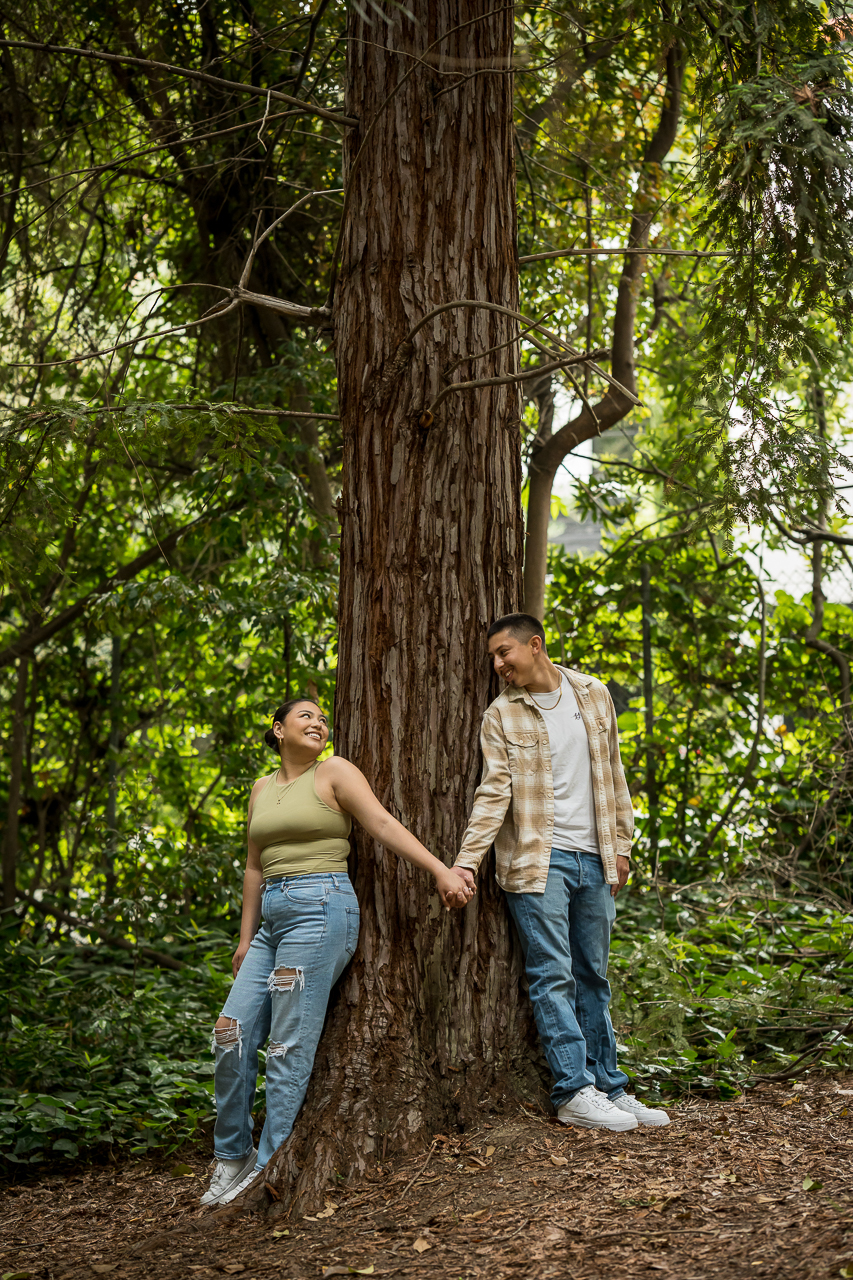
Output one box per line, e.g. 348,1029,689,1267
505,728,539,775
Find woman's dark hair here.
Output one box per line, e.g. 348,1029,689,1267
263,699,322,753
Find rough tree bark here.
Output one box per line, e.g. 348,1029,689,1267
522,43,684,618
260,0,544,1215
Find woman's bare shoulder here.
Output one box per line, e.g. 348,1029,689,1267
250,772,274,799
316,755,362,783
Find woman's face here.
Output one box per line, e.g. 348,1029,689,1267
274,702,329,757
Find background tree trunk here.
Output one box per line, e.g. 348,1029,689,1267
2,656,28,911
262,0,544,1214
521,43,684,619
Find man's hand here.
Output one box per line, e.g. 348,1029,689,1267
439,865,477,910
611,855,630,897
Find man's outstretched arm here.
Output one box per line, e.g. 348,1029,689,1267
448,712,513,902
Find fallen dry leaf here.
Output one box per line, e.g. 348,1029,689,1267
316,1202,339,1219
413,1237,432,1253
485,1145,496,1157
322,1267,374,1278
221,1265,245,1274
550,1154,569,1167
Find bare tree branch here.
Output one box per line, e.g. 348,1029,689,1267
519,247,729,263
0,38,359,128
423,348,609,417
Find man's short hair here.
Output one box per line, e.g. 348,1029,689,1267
487,613,546,644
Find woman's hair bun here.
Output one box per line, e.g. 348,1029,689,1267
264,698,322,754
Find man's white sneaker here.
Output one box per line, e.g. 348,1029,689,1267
611,1094,671,1126
200,1148,258,1206
217,1163,262,1206
557,1086,638,1131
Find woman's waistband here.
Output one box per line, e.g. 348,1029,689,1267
263,871,352,889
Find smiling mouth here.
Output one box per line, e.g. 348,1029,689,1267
306,731,322,740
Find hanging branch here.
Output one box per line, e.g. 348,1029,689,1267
0,39,359,128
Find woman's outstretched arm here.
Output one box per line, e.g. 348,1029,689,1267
321,758,473,910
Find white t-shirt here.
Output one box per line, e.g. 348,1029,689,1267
532,673,599,856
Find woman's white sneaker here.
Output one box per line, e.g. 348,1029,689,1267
200,1148,258,1206
217,1164,262,1205
611,1094,671,1126
557,1086,638,1131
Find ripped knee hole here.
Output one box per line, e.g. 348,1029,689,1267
267,966,305,994
213,1017,242,1055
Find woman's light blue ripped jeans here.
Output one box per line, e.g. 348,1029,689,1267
212,873,359,1171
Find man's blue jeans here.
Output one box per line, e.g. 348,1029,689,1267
505,848,628,1108
213,872,359,1170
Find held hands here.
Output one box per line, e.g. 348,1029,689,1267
437,864,477,911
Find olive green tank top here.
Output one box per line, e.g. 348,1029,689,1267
251,762,351,879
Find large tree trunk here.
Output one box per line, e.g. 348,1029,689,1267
261,0,544,1214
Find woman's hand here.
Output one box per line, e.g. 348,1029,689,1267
232,940,251,978
436,865,475,911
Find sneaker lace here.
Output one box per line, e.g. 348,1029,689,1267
578,1086,617,1111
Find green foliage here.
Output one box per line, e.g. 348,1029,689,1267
611,886,853,1094
547,525,853,886
0,934,236,1163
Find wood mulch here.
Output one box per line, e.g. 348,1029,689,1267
2,1075,852,1280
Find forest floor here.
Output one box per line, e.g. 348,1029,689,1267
2,1075,852,1280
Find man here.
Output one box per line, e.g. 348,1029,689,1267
449,614,669,1131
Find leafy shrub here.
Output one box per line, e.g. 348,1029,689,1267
0,931,258,1164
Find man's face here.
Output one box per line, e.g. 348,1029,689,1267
488,629,539,686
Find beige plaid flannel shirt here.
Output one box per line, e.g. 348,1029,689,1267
454,666,633,892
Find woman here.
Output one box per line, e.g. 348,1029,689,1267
202,698,473,1206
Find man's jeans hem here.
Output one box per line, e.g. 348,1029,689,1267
608,1087,627,1100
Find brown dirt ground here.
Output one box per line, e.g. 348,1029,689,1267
2,1076,852,1280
